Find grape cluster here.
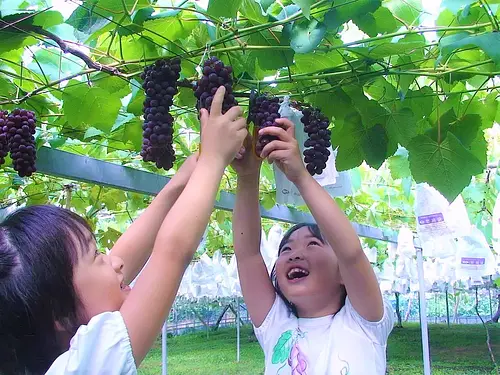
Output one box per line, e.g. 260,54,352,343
1,109,37,177
301,107,331,176
0,111,9,166
193,57,237,113
140,58,181,170
249,95,281,155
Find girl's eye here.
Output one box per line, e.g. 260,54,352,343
280,247,291,254
308,241,320,247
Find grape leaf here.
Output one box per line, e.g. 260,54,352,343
294,47,343,73
66,5,111,42
438,32,500,65
324,0,381,30
385,108,418,147
142,15,196,44
292,0,313,19
28,47,83,82
92,73,130,97
388,152,411,180
258,0,275,12
289,19,326,53
241,0,267,22
207,0,242,18
442,0,476,14
33,10,64,28
0,76,16,98
249,29,294,70
384,0,423,27
0,0,25,17
62,80,122,133
407,133,483,202
363,123,390,169
353,6,398,36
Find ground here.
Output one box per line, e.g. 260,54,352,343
139,324,500,375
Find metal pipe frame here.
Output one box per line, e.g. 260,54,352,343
36,147,398,243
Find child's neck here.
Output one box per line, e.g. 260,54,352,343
295,291,344,318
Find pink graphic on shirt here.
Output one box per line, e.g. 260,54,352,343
288,343,307,374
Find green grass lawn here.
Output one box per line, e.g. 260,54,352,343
139,324,500,375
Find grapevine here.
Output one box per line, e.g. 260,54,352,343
249,94,282,155
0,111,8,166
193,57,237,114
4,109,37,177
301,107,331,176
140,57,181,170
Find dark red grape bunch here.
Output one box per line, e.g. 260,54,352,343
301,107,331,176
140,57,181,170
249,94,282,155
193,57,237,114
0,110,9,166
4,109,37,177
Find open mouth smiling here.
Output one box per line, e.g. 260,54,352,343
286,267,309,282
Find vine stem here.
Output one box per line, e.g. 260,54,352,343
475,287,499,374
436,80,441,144
478,0,500,31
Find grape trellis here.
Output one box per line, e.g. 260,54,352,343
0,0,499,259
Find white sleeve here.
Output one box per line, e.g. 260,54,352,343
253,295,292,349
344,296,395,345
46,311,136,375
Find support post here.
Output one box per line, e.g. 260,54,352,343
162,321,168,375
236,297,240,363
416,248,431,375
445,287,450,328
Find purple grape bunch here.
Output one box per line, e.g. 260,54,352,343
0,110,8,166
0,108,37,177
301,107,331,176
140,57,181,170
249,94,282,155
193,57,237,113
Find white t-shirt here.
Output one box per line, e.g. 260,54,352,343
46,311,137,375
254,295,394,375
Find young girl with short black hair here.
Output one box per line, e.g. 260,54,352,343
232,118,394,374
0,86,247,375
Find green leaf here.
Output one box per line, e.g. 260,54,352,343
95,0,151,17
207,0,242,18
289,19,326,53
292,0,313,19
127,80,145,115
385,108,417,147
258,0,275,13
0,0,25,17
271,330,293,364
32,10,64,28
407,133,483,202
261,192,276,210
442,0,476,14
324,0,381,30
142,15,196,44
353,6,398,36
0,76,16,98
495,278,500,288
241,0,267,22
384,0,423,27
388,152,411,179
62,80,122,133
121,118,143,152
92,73,130,97
24,183,48,206
249,29,294,70
362,123,389,169
66,5,111,42
28,47,83,82
438,32,500,65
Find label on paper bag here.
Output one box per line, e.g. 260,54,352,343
460,257,486,270
417,213,450,235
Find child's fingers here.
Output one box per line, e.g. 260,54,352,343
224,105,243,121
274,118,295,135
199,108,209,131
259,126,293,142
267,150,289,165
210,86,226,117
260,140,289,159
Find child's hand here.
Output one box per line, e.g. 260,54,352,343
170,152,199,187
199,86,247,167
259,118,308,184
231,135,262,178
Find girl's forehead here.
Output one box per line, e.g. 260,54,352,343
288,226,314,241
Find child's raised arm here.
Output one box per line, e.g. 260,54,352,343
232,137,276,327
259,119,383,322
121,86,247,365
110,154,197,285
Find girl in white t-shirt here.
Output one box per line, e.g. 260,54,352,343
0,87,247,375
232,118,394,375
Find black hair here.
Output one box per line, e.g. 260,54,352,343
270,223,325,316
0,205,94,375
271,223,346,317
